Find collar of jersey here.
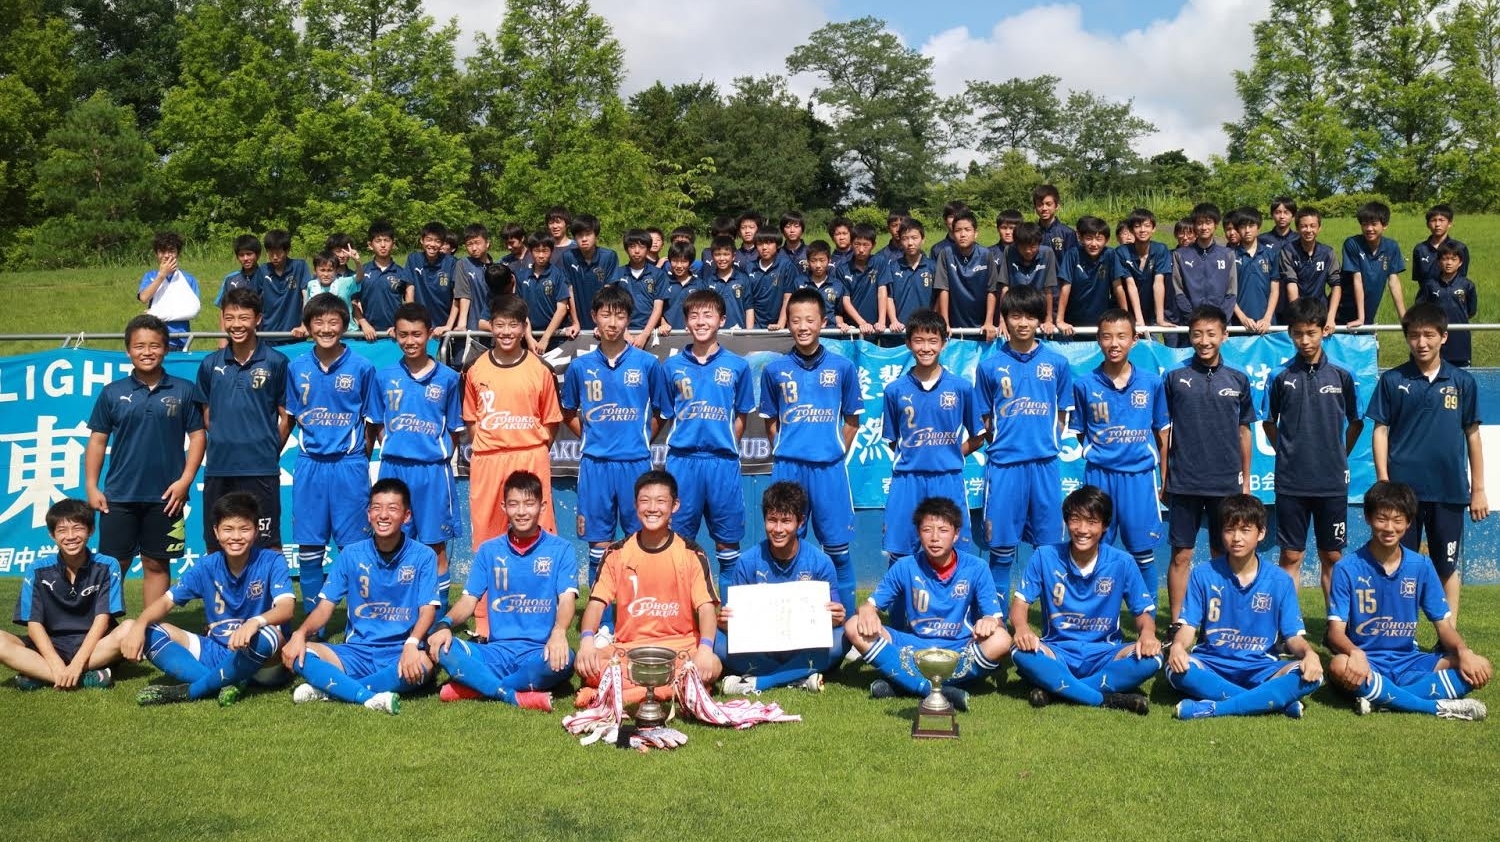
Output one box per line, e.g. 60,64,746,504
999,342,1041,364
1188,357,1222,375
790,346,826,368
1397,358,1452,381
1091,364,1137,392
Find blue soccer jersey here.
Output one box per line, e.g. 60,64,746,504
883,368,983,474
836,258,882,324
1178,557,1304,670
216,267,259,306
703,270,750,329
285,347,380,457
561,346,662,462
758,346,863,464
516,263,571,329
169,547,295,641
375,359,464,463
975,341,1074,465
1412,237,1469,284
1279,241,1339,307
1263,355,1360,497
1339,236,1405,323
728,540,837,589
879,255,937,324
1116,242,1172,325
1015,543,1154,646
934,243,991,330
1171,242,1237,324
795,275,848,327
1039,219,1079,257
455,256,490,332
194,341,289,477
1162,359,1256,496
1059,247,1120,326
1328,546,1450,655
991,245,1059,293
565,246,620,331
745,258,790,328
463,530,580,647
15,554,124,641
1235,243,1279,322
355,260,411,331
87,373,204,502
1072,364,1169,473
1366,360,1480,505
658,274,704,330
871,552,1003,640
610,264,667,331
321,537,439,646
657,345,756,458
259,260,311,334
406,252,457,328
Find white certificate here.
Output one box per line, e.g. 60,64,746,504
726,580,833,654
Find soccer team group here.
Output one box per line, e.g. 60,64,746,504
0,187,1491,723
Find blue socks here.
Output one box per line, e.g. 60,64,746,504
715,546,741,592
361,659,429,695
1015,649,1161,707
1357,672,1438,714
862,637,929,696
146,626,210,684
297,546,326,615
1131,550,1158,599
1166,661,1246,702
294,650,373,704
1207,670,1321,717
1098,653,1162,694
435,575,451,613
1400,668,1473,701
989,547,1016,597
440,639,571,699
147,625,282,700
825,544,854,615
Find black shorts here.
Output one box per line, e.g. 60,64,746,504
202,475,282,550
1402,501,1467,579
26,632,84,664
1275,494,1348,552
99,501,185,562
1167,493,1228,553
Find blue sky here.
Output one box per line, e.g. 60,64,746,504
832,0,1192,44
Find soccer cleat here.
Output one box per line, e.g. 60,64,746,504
1028,687,1053,708
82,668,112,689
1102,692,1150,715
218,683,247,708
439,682,484,703
13,675,45,691
1435,698,1487,721
868,679,895,699
137,683,190,706
798,673,824,693
514,691,553,712
364,691,400,715
292,683,329,704
574,687,598,709
940,685,970,713
1283,701,1304,719
1173,699,1216,720
1353,697,1373,716
720,675,757,695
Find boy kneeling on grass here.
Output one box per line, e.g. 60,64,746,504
0,499,127,690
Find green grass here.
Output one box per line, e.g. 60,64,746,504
1,580,1496,841
3,214,1499,364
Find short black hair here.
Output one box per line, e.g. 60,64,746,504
1012,222,1042,247
526,230,556,251
302,292,350,329
484,262,516,297
503,470,543,500
591,284,633,317
996,209,1024,227
1187,304,1228,332
667,241,695,263
806,240,832,258
683,288,726,318
1284,297,1327,330
634,469,678,500
1031,184,1061,205
463,223,490,242
898,218,925,238
1355,201,1391,226
368,220,397,241
263,229,292,252
785,287,824,315
501,222,527,242
761,481,809,521
420,221,448,240
710,235,737,254
393,302,432,330
999,284,1046,320
1269,196,1298,215
1097,308,1135,332
370,477,411,508
222,286,263,314
779,210,805,229
45,499,93,535
1075,215,1108,238
754,229,783,247
124,314,169,345
1236,206,1263,227
622,228,651,248
913,496,963,530
1294,206,1322,225
152,231,184,253
569,213,601,237
211,491,261,528
233,234,262,255
827,216,852,236
1363,480,1418,523
1425,203,1454,223
544,205,572,225
1435,239,1465,259
1062,484,1112,527
904,309,947,341
1401,301,1448,335
312,250,338,270
851,223,879,244
490,293,529,323
1218,494,1267,531
952,209,978,230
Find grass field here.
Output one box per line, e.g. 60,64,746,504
0,578,1495,841
2,214,1498,365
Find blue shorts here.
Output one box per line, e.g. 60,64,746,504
1046,639,1131,677
1275,494,1348,552
324,641,404,680
771,458,856,548
1084,465,1164,554
292,455,372,548
667,452,745,545
885,472,973,556
1188,655,1290,689
1401,502,1466,579
378,457,457,545
1365,648,1443,686
1167,493,1229,553
576,457,650,543
884,629,992,687
467,638,549,673
983,459,1063,550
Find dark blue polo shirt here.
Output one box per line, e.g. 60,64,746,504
355,259,411,331
1171,242,1237,324
1339,236,1405,323
879,253,937,324
1415,275,1478,364
259,259,311,334
406,251,458,328
564,246,620,331
1367,360,1480,505
1060,247,1121,327
1411,237,1470,285
14,553,124,645
1263,354,1360,497
1163,358,1256,496
87,373,204,502
935,244,992,329
1038,219,1078,256
1279,241,1339,307
194,340,288,477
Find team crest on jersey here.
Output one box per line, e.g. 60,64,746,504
939,391,957,409
160,396,182,417
438,272,450,288
387,275,403,291
398,566,415,583
425,384,444,402
1131,390,1149,408
542,277,555,295
1036,363,1055,381
1455,289,1467,301
797,572,812,581
248,580,264,598
715,367,734,386
534,556,552,576
953,581,969,597
335,374,355,391
1095,577,1113,595
1401,578,1417,597
1250,592,1272,612
624,369,642,386
820,370,837,387
250,368,269,389
920,271,932,288
594,267,607,282
645,278,657,294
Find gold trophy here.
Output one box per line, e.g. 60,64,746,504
911,647,961,739
624,646,679,728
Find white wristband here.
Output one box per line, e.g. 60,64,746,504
404,637,420,647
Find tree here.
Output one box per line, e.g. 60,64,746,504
703,76,826,217
0,0,74,258
787,16,954,208
28,92,159,265
964,75,1061,160
1147,150,1210,198
1444,0,1500,209
1038,91,1154,196
49,0,183,132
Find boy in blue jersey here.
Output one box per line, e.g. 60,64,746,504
0,499,126,690
1326,481,1490,720
354,220,413,340
718,482,845,694
517,230,578,352
975,284,1074,594
1171,207,1238,326
545,206,575,253
610,228,666,346
797,241,851,328
1263,298,1362,600
406,221,458,330
564,214,618,333
284,294,381,615
1056,216,1124,336
562,286,665,589
985,222,1057,339
257,230,311,341
1232,208,1280,333
1034,184,1078,257
1279,207,1341,332
282,479,436,714
217,234,262,310
929,200,966,265
374,303,464,605
425,471,573,711
1071,309,1169,594
1116,210,1173,334
878,218,935,333
828,216,854,265
735,212,762,272
846,497,1010,710
1339,201,1407,327
759,288,863,613
444,223,493,343
934,210,990,331
702,236,750,330
1167,494,1323,719
1367,302,1487,619
746,229,791,330
128,493,294,706
1162,305,1255,621
135,231,200,351
780,210,809,274
1010,485,1159,713
1260,197,1297,249
655,241,703,334
85,315,205,607
882,309,984,561
656,288,757,583
836,223,882,333
1412,203,1469,284
194,287,290,554
303,252,358,314
1417,241,1477,367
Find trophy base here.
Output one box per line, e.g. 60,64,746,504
635,695,667,729
912,710,960,739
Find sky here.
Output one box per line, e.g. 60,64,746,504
423,0,1270,163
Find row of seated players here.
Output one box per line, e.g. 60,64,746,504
1,471,1489,722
